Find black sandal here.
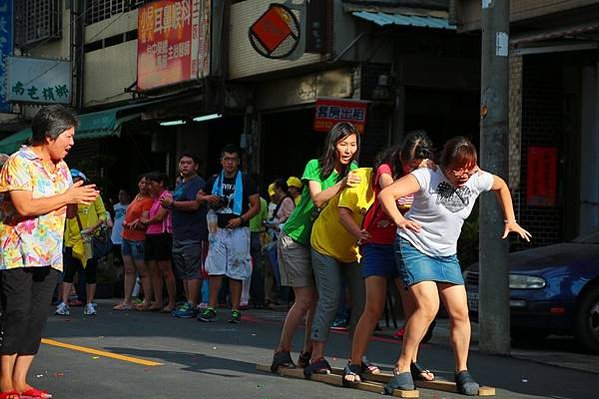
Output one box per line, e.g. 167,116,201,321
297,351,311,369
454,370,479,396
410,361,434,381
342,363,363,388
303,358,332,379
384,371,414,394
270,351,296,372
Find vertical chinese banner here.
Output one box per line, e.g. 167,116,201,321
137,0,209,91
0,0,13,112
192,0,210,78
526,146,557,206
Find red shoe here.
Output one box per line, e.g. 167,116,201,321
68,299,83,307
20,387,52,398
0,390,20,399
393,328,406,340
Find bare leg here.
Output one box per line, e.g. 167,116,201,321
146,260,162,309
12,355,39,395
86,284,96,305
120,255,136,305
158,260,176,310
133,258,153,307
229,278,242,311
0,354,17,392
275,286,317,352
60,282,72,305
349,277,386,375
393,281,439,373
438,283,471,373
393,278,434,380
208,275,223,309
187,278,200,306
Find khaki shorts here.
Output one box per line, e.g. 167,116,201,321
278,232,314,288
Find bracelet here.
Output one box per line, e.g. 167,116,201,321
504,219,516,223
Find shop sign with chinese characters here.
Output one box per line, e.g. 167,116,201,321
0,0,12,112
526,146,557,207
137,0,211,91
313,98,368,134
7,57,71,104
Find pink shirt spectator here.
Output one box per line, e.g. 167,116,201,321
146,190,172,235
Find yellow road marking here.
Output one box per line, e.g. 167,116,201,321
41,338,163,367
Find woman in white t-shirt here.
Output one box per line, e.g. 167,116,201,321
379,137,531,395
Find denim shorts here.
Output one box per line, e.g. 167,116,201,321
395,236,464,288
360,244,399,279
121,238,145,260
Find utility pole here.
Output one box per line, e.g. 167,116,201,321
479,0,511,354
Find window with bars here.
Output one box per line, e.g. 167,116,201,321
15,0,62,48
85,0,147,25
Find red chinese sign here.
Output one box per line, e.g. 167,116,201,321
526,146,557,206
137,0,210,91
313,98,368,134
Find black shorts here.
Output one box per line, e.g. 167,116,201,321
145,233,172,261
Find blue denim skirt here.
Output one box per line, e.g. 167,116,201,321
394,236,464,288
360,244,399,279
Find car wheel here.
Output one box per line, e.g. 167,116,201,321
575,286,599,354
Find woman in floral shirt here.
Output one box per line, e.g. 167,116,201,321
0,105,98,399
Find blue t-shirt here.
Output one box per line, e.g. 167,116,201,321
172,175,208,241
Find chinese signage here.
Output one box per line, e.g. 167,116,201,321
249,4,300,59
526,146,557,207
0,0,12,112
137,0,211,91
7,57,71,104
313,98,368,134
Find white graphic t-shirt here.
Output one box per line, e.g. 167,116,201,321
399,168,494,257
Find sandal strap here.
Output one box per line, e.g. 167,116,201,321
271,351,296,372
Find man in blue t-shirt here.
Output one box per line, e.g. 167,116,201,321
161,153,207,318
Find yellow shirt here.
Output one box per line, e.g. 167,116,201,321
64,196,107,248
310,168,374,263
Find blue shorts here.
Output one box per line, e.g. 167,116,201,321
121,238,145,260
395,237,464,288
360,244,399,279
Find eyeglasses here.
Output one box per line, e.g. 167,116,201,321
450,167,476,179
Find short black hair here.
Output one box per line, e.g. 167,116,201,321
31,105,79,145
220,143,240,158
178,153,200,164
145,171,170,188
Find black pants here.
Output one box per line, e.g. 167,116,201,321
249,232,265,306
0,267,59,355
63,247,98,284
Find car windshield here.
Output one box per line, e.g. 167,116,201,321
573,229,599,244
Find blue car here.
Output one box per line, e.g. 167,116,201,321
464,229,599,353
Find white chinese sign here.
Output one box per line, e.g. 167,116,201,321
7,57,72,104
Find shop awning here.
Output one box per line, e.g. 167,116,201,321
0,107,141,155
353,11,455,30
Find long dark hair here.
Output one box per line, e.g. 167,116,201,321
318,122,361,180
372,130,433,184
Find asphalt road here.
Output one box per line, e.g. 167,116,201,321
29,301,599,399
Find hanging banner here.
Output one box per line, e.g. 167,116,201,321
0,0,13,112
526,146,557,207
313,98,368,134
137,0,210,91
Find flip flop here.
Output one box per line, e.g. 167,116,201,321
21,387,52,398
270,351,296,372
0,390,20,399
112,303,133,311
342,363,363,388
410,361,434,381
